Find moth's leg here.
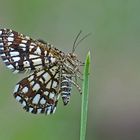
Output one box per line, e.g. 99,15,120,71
74,73,83,81
57,66,63,93
24,68,32,74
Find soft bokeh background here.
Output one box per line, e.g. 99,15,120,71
0,0,140,140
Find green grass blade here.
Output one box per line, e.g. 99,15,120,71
80,51,90,140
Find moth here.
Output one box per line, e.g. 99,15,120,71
0,28,87,115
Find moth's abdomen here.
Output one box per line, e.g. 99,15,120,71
61,75,72,105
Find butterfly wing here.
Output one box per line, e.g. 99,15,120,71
0,28,53,73
13,64,60,114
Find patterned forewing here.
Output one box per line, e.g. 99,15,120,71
0,28,56,73
13,64,60,114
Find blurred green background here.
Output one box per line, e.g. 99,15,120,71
0,0,140,140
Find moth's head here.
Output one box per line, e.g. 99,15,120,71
64,31,90,74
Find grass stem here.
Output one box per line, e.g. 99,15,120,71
80,51,90,140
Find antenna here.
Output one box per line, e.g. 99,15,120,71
72,30,82,53
72,31,91,53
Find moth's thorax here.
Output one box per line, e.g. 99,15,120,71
63,53,80,74
49,47,65,59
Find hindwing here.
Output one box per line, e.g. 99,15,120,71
13,64,60,114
